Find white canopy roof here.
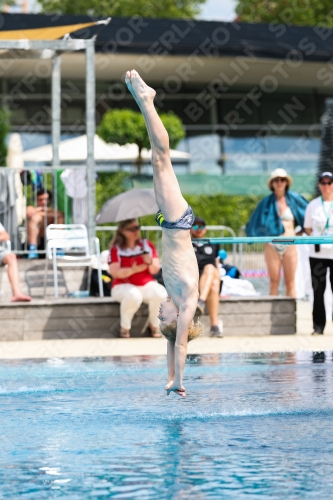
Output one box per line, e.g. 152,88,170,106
22,134,190,163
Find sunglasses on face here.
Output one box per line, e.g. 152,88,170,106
192,225,206,230
273,177,287,183
125,225,140,232
320,181,333,186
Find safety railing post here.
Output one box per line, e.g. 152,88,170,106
86,39,96,245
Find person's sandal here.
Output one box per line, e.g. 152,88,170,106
149,325,162,338
119,328,130,338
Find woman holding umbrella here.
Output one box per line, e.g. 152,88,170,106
109,219,167,338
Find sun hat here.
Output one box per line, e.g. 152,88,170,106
267,168,293,189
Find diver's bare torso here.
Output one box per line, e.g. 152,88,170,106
161,228,199,308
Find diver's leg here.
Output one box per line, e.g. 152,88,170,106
125,70,187,222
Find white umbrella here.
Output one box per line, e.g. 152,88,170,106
96,188,158,223
6,133,25,225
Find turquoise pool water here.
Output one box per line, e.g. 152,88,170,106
0,352,333,498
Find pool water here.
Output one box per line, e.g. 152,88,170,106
0,352,333,499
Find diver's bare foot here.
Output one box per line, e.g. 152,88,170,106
125,70,156,107
11,293,31,302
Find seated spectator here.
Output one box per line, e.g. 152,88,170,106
191,217,223,338
0,223,31,302
26,189,64,258
108,219,168,338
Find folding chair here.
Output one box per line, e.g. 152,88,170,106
44,224,104,299
26,263,69,298
0,240,11,298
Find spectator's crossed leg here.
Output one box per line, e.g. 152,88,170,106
2,253,31,302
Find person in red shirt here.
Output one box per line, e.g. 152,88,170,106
108,218,167,338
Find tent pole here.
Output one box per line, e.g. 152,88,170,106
86,39,96,244
52,55,61,169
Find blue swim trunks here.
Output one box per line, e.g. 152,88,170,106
156,205,194,230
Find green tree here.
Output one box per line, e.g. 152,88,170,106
97,108,185,174
236,0,333,27
0,108,10,167
38,0,205,18
0,0,14,9
96,171,129,213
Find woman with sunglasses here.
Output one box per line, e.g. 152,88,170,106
109,219,167,338
125,70,203,397
246,168,308,297
304,172,333,335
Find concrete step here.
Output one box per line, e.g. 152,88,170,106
0,296,296,340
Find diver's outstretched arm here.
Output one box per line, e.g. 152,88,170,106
167,298,197,396
166,341,175,390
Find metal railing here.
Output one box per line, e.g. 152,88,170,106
96,225,237,265
237,226,266,273
1,165,238,266
237,226,275,295
1,166,88,256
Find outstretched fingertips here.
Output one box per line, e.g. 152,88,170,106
166,388,186,397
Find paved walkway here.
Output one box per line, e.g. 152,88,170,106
0,300,331,359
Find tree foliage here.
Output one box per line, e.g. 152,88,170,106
0,108,10,167
236,0,333,27
0,0,14,9
97,108,185,174
96,171,130,214
38,0,205,18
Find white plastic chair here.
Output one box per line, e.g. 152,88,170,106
0,240,11,297
44,224,104,299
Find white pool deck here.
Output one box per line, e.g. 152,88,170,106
0,300,331,359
